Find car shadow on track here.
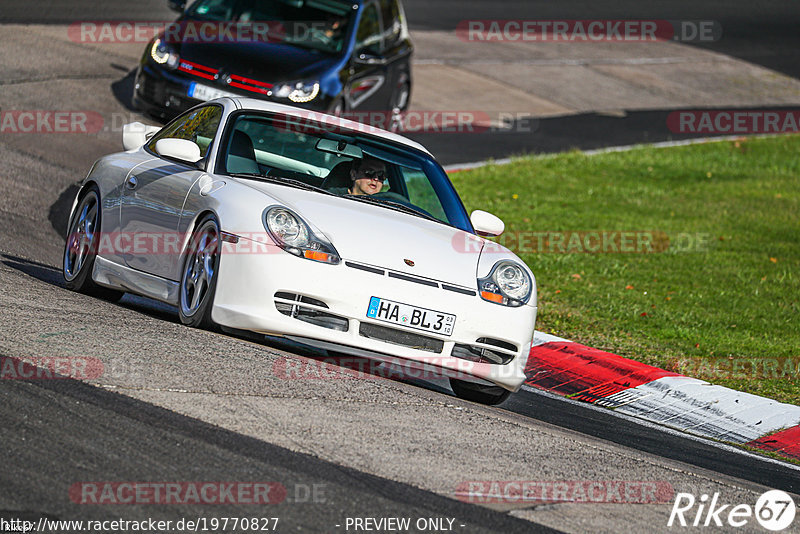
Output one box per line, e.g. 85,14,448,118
110,65,171,124
0,356,545,533
48,183,80,238
111,66,139,113
1,251,459,399
1,253,64,288
0,252,179,323
223,329,456,397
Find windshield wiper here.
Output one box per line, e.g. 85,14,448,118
343,194,441,223
227,173,333,195
227,172,266,180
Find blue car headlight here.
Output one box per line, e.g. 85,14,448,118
150,38,179,69
272,81,320,103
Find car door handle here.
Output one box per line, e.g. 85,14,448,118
125,175,138,190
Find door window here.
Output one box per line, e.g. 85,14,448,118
379,0,402,51
355,2,382,53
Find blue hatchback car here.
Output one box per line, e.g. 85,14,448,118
134,0,413,120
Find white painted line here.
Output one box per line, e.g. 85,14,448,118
605,377,800,444
520,384,800,473
415,57,698,67
594,388,653,409
444,133,793,173
531,330,571,347
445,157,515,174
579,134,786,156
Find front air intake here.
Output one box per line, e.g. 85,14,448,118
274,292,348,332
359,322,444,353
451,338,518,365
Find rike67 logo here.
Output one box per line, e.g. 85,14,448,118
668,490,796,531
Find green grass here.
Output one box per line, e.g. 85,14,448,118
451,135,800,405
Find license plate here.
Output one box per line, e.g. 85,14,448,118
188,82,238,101
366,297,455,336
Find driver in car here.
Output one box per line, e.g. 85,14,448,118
347,156,387,195
347,157,386,195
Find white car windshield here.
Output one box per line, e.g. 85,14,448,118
218,112,473,231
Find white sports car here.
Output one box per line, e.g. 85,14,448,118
63,97,537,404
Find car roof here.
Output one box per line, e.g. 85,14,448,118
221,97,432,156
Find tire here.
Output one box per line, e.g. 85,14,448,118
449,378,512,405
178,214,221,329
62,185,124,302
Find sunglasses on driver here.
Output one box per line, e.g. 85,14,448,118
360,169,387,182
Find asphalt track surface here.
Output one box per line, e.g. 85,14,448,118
1,1,799,532
0,366,552,533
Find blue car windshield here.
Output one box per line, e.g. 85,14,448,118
184,0,354,54
218,112,474,232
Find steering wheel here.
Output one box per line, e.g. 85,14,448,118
372,192,435,219
372,191,408,202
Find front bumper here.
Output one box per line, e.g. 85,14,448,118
133,65,201,118
134,64,333,118
211,241,537,391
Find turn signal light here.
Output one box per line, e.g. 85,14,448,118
304,250,334,263
480,291,505,304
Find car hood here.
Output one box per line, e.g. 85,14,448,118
175,40,340,82
248,183,483,288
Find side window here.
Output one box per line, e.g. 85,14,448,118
355,2,382,53
147,105,222,158
379,0,401,51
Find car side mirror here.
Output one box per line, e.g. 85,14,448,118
470,210,505,237
122,122,162,151
167,0,186,13
154,138,202,164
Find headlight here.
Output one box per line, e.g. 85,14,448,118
150,38,179,68
266,208,308,246
264,207,339,264
273,81,320,103
478,260,532,306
